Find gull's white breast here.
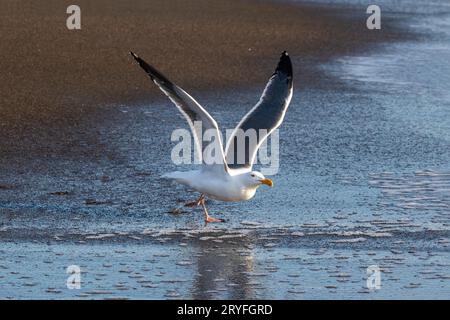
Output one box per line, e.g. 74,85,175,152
162,170,257,202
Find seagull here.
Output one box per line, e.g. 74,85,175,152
130,51,293,223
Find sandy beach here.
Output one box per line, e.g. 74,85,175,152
0,0,410,158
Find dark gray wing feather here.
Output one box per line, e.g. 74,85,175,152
225,51,293,171
130,51,228,174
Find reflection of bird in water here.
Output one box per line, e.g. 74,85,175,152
130,51,293,223
191,239,255,299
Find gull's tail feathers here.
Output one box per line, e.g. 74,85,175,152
161,171,184,180
161,171,194,186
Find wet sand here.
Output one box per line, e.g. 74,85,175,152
1,233,449,300
0,0,410,158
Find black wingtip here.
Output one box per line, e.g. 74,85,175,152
129,50,153,80
275,50,293,79
129,51,142,65
130,51,138,59
129,51,175,89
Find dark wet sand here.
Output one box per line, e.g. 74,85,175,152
0,0,411,158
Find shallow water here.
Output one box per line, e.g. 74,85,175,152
1,1,450,299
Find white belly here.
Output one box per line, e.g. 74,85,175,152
202,183,257,202
163,170,257,202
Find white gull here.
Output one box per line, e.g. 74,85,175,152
130,51,293,223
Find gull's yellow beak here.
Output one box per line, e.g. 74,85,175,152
260,178,273,187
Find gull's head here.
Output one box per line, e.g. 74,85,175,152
245,171,273,188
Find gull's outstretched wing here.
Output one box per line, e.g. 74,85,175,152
130,51,228,174
225,51,293,172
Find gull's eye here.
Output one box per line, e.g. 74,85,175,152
251,174,255,177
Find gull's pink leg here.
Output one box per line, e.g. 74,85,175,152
200,198,225,224
184,194,205,208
